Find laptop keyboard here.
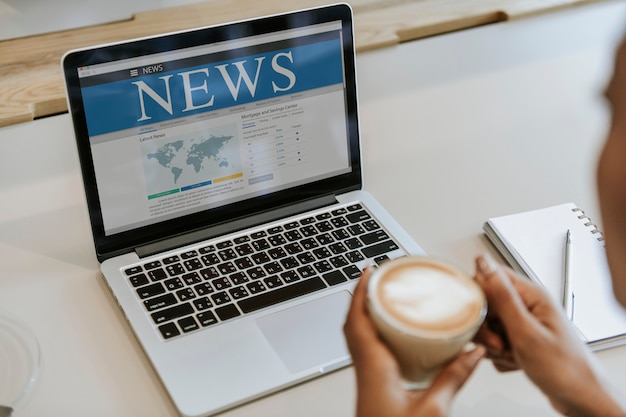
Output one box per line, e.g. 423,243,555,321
124,203,405,340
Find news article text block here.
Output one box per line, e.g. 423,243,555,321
0,0,604,128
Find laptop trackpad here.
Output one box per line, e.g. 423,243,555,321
255,290,351,374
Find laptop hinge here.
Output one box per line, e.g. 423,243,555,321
135,195,339,259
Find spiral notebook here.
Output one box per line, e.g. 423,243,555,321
483,202,626,350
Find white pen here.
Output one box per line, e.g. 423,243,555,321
563,229,575,321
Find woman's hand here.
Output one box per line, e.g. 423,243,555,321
473,254,626,417
343,268,485,417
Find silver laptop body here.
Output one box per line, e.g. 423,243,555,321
62,4,424,416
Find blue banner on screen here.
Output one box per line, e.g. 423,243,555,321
81,39,344,137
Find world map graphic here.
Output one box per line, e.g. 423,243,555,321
142,129,240,195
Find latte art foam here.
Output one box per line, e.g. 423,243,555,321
377,262,484,335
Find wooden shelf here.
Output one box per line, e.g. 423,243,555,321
0,0,602,127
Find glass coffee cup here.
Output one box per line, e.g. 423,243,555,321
367,256,487,390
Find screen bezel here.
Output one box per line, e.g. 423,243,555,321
63,4,361,262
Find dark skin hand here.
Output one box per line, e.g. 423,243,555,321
343,267,486,417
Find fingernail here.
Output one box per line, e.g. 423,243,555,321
477,254,498,276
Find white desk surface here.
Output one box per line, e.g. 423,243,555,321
2,1,626,416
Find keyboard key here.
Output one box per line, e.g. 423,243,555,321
360,230,390,245
362,220,381,231
233,236,250,244
268,226,283,234
251,252,270,265
313,260,333,273
137,282,165,299
144,293,177,311
218,248,237,261
194,282,214,296
238,277,327,314
279,256,299,270
284,230,303,241
328,242,348,254
151,303,194,324
211,291,231,305
331,229,350,240
215,304,241,321
199,267,219,280
345,251,364,263
198,245,216,254
234,257,254,270
193,297,213,311
316,233,334,245
147,268,167,281
182,272,202,285
143,261,162,270
300,217,316,225
158,322,180,339
125,266,143,275
246,281,267,294
343,265,362,279
300,238,319,250
300,225,318,236
252,239,270,251
296,265,316,279
330,255,349,268
166,263,185,276
180,250,198,259
284,221,300,229
316,212,331,220
216,240,233,249
247,267,266,280
178,316,199,333
312,247,331,259
129,273,149,287
280,270,300,283
197,311,218,327
250,231,267,239
345,238,363,250
263,275,283,289
347,224,365,236
176,288,196,302
322,270,347,286
375,255,390,265
229,286,250,300
284,242,303,255
362,240,400,258
268,234,287,246
229,271,249,285
217,262,237,275
183,258,204,271
235,244,254,256
164,277,184,291
347,204,363,211
264,261,283,274
296,252,316,264
211,277,232,290
346,210,371,223
331,208,347,216
201,253,220,266
316,221,334,232
268,247,287,260
331,217,348,228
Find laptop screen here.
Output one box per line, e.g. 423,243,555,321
63,5,361,260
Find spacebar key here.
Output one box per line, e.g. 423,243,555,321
238,277,327,314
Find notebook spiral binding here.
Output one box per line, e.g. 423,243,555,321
572,207,605,242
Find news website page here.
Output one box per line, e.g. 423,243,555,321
78,22,351,235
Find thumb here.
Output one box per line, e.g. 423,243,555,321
425,345,486,408
475,255,534,330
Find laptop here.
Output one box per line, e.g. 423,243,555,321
62,4,425,416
